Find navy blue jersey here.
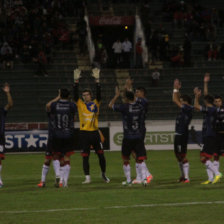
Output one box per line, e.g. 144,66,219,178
216,105,224,133
136,97,148,114
47,112,55,139
201,106,217,137
175,104,193,135
113,102,145,139
0,108,7,143
50,100,77,138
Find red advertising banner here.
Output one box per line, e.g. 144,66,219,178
89,16,135,26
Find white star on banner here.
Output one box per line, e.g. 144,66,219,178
25,134,39,148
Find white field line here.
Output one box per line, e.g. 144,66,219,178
0,201,224,214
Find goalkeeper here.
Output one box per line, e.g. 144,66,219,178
73,68,110,184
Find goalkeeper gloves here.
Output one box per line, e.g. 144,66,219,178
73,68,81,81
92,68,100,80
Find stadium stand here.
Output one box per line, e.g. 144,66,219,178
0,0,224,122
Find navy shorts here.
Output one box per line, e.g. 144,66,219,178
174,134,188,155
215,133,224,156
122,138,147,160
201,136,216,158
52,135,75,153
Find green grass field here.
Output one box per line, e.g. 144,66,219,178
0,150,224,224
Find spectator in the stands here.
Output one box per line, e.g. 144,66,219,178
171,47,184,67
183,33,191,66
112,39,122,68
135,38,143,68
151,68,160,87
1,42,14,69
150,31,160,64
207,44,218,61
77,18,87,55
34,47,48,77
122,37,132,68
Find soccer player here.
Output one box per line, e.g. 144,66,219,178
73,68,110,184
203,73,224,177
109,87,151,186
194,87,222,184
37,90,60,188
124,78,153,184
172,79,193,183
47,88,77,187
0,83,13,188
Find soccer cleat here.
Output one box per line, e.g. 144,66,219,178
212,173,222,184
178,176,185,183
37,181,45,188
183,179,190,183
142,179,148,187
54,177,60,188
201,180,212,185
82,179,91,184
122,181,132,186
102,174,110,183
132,179,142,184
146,175,153,184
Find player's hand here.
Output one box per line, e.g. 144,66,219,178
58,89,61,97
92,68,100,80
2,83,10,93
194,87,201,96
124,78,133,91
73,68,81,82
173,79,181,89
204,72,210,83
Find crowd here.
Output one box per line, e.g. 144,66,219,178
0,0,85,75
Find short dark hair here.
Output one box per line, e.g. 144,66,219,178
82,89,92,96
204,95,214,104
125,91,135,101
180,94,192,104
214,95,223,100
60,88,70,99
136,87,147,96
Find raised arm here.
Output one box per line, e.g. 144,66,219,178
3,83,13,111
194,87,202,111
172,79,182,108
108,86,120,109
73,69,81,102
46,89,60,112
203,72,210,96
91,68,101,102
96,80,101,102
124,78,133,92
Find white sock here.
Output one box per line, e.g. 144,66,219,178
205,160,219,176
123,164,131,183
205,161,214,181
179,162,184,177
53,160,60,178
0,164,2,184
138,162,147,181
41,164,49,182
135,163,141,181
213,160,220,172
142,161,151,177
60,166,65,184
63,164,71,186
85,175,91,181
183,162,190,180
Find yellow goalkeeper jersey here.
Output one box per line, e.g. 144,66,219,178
76,99,100,131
